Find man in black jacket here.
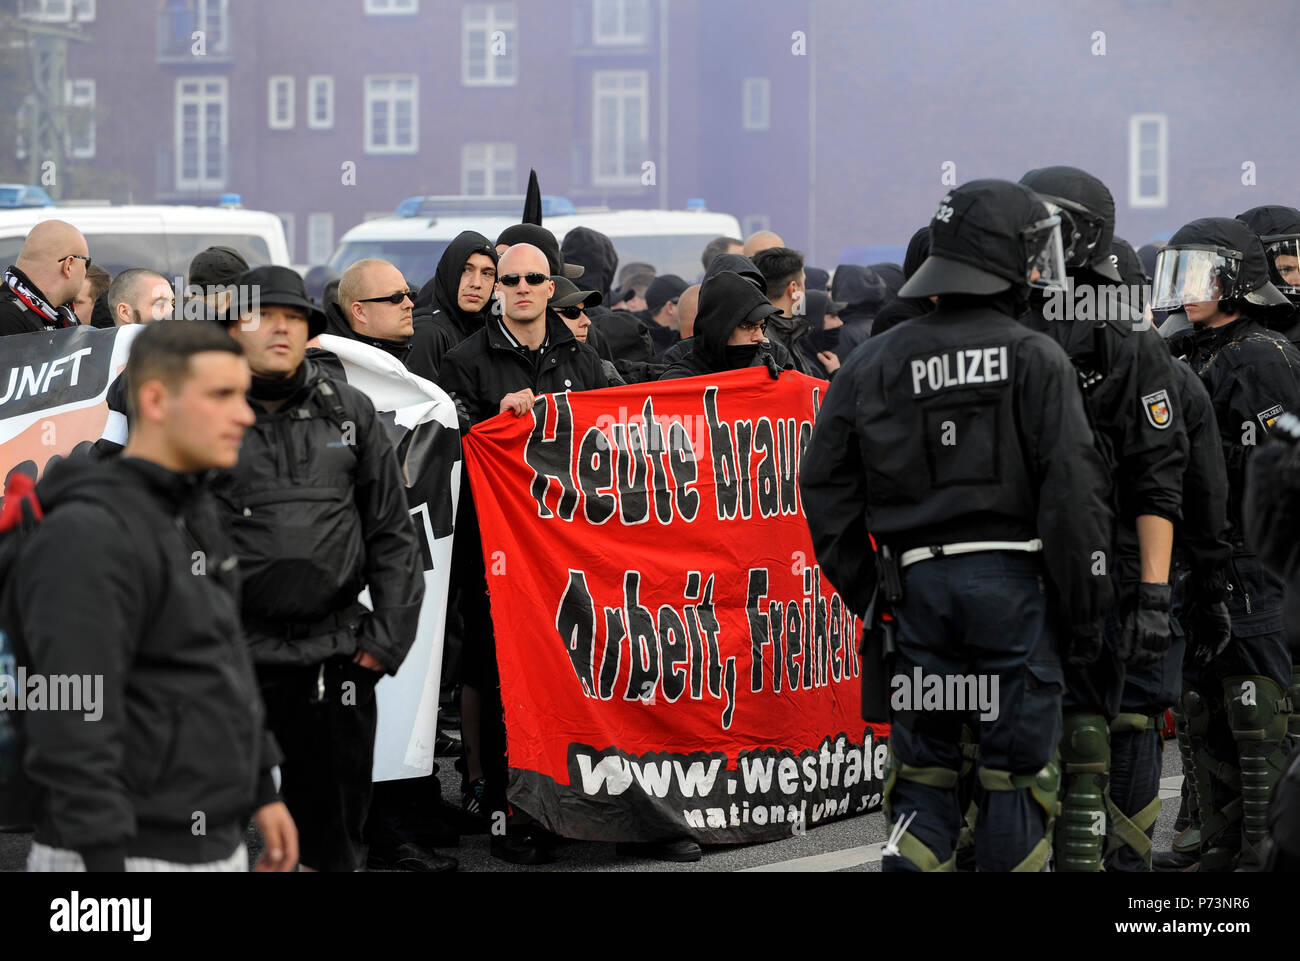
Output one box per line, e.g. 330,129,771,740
802,179,1115,872
210,266,430,873
9,320,297,871
1160,218,1300,870
0,220,88,336
659,272,787,381
437,243,611,865
410,231,500,378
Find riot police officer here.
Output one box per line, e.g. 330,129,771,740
1018,167,1188,872
801,179,1115,872
1160,217,1300,870
1236,205,1300,347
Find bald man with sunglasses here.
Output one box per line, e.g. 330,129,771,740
315,258,441,381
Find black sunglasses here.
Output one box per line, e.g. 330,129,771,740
555,305,585,320
499,273,549,287
358,290,415,305
61,254,92,269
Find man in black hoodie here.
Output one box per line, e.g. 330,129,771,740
410,231,500,378
872,228,936,339
832,264,891,362
8,320,297,872
660,272,786,381
561,226,656,369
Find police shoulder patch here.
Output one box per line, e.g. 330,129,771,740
1142,389,1172,430
1257,404,1284,432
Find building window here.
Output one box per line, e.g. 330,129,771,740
159,0,230,59
365,0,417,13
65,78,96,159
461,143,517,196
20,0,93,21
308,76,334,129
175,77,227,191
593,0,649,45
364,75,418,154
277,213,296,263
591,70,648,187
268,76,294,130
307,213,335,265
742,77,770,131
462,4,518,87
1129,114,1168,208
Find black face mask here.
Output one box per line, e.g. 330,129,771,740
723,344,760,370
808,325,841,355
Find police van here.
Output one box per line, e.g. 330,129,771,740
0,198,291,280
328,196,742,286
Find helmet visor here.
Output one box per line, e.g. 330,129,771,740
1263,236,1300,295
1150,246,1242,310
1023,209,1068,292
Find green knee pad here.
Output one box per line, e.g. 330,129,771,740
1056,712,1110,872
1289,666,1300,739
978,758,1060,872
881,747,960,872
1224,675,1292,855
1106,714,1163,866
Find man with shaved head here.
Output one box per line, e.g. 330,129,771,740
0,219,90,335
437,241,611,866
743,229,785,259
106,268,176,326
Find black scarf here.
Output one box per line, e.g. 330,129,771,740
250,362,308,402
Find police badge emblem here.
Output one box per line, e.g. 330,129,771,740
1257,404,1284,432
1142,389,1172,429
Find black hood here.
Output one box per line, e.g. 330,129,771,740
804,266,830,291
702,252,765,290
831,264,889,320
902,227,931,279
1110,237,1148,286
1019,165,1122,282
90,290,115,328
802,289,843,355
561,227,620,300
414,230,498,337
33,452,204,517
1168,216,1290,309
695,272,781,370
869,263,906,299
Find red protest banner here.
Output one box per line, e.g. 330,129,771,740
462,368,888,844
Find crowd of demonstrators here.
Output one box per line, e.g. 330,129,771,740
8,180,1300,876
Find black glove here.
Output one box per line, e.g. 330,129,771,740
1188,598,1233,665
1065,624,1104,666
1117,582,1172,666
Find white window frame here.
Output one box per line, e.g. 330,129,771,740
307,213,335,265
742,77,770,131
461,142,517,196
364,0,417,13
268,76,294,130
593,0,650,46
277,213,296,263
65,78,96,159
462,4,518,87
22,0,70,21
308,76,335,130
364,75,419,155
197,0,230,55
174,77,228,191
591,70,649,187
1128,113,1168,209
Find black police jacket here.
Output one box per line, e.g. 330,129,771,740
1168,317,1300,539
1169,358,1231,588
436,311,611,428
209,359,425,673
801,301,1115,637
1023,299,1187,531
10,457,280,869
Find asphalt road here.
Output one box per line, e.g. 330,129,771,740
0,744,1185,873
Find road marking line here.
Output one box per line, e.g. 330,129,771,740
741,844,885,872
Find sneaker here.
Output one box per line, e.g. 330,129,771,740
461,778,486,818
615,838,702,863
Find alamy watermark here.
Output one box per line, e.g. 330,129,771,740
890,667,999,721
0,661,103,723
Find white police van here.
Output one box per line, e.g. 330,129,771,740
0,195,290,280
328,196,742,286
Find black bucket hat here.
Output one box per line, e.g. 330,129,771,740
234,265,328,339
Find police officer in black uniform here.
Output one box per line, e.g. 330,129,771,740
1236,206,1300,347
801,179,1115,872
1160,217,1300,870
1017,167,1188,872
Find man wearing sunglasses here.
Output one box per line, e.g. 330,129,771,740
659,272,785,381
437,242,610,865
0,220,90,336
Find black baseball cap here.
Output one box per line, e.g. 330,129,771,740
189,246,249,290
550,276,603,310
646,274,689,313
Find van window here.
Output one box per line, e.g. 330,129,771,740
0,233,273,283
328,240,451,288
596,235,713,282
